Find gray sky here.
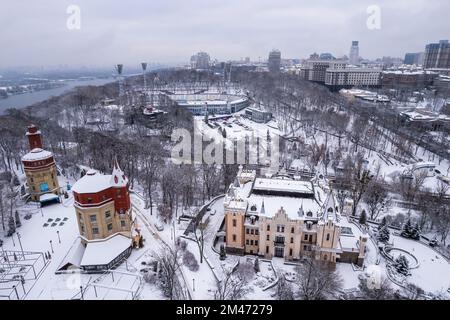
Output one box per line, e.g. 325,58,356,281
1,0,449,69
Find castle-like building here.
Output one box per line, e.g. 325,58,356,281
224,168,368,266
72,161,133,242
21,125,60,203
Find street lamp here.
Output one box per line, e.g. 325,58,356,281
192,278,195,292
57,230,61,244
49,240,54,253
0,239,11,268
16,232,24,260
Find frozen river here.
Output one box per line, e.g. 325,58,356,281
0,77,114,115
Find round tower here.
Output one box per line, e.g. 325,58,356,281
21,125,60,202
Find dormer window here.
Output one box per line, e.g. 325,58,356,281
307,211,313,217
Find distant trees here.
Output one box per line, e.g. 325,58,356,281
275,275,294,300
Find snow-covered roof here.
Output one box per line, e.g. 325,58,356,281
21,148,53,162
39,193,59,202
80,234,131,267
247,194,321,220
72,169,112,194
56,237,85,271
252,177,314,195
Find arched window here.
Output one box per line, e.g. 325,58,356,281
326,233,330,241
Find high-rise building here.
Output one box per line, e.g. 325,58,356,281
268,49,281,73
349,41,359,65
319,53,335,60
190,52,210,69
21,125,60,203
424,40,450,69
404,52,424,65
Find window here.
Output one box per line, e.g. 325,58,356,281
266,246,269,254
105,211,111,219
255,229,259,235
90,215,97,222
232,234,236,242
250,240,254,246
266,235,270,241
40,183,49,192
92,227,99,234
309,235,313,242
121,220,126,227
289,248,293,256
304,245,307,251
277,225,285,233
291,227,294,233
246,239,249,245
326,233,330,241
246,228,249,234
267,225,270,231
255,240,258,246
324,255,328,261
107,223,113,231
80,225,85,233
250,229,254,235
304,234,308,241
232,219,237,227
290,237,293,244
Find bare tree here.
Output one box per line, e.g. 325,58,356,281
364,179,391,221
275,275,294,300
154,244,186,300
192,216,209,264
358,276,394,300
214,265,252,300
295,256,343,300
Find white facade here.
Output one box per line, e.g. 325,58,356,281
325,68,382,87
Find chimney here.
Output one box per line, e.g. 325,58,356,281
26,124,43,150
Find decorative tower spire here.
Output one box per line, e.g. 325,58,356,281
26,124,43,150
260,198,265,214
110,157,128,187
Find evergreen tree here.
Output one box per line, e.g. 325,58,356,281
254,257,260,273
359,210,367,225
15,211,21,228
401,219,412,238
410,223,421,240
378,216,388,231
377,225,390,243
219,244,226,260
7,216,15,236
394,255,410,276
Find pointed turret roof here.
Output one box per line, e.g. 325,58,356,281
110,158,128,188
260,198,265,214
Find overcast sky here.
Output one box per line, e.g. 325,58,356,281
1,0,449,69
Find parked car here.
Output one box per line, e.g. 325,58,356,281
210,209,216,216
429,239,438,247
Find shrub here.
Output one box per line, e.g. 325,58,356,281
183,250,199,272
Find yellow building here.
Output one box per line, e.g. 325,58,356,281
224,169,368,266
21,125,60,203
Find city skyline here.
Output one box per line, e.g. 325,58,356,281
1,0,449,69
